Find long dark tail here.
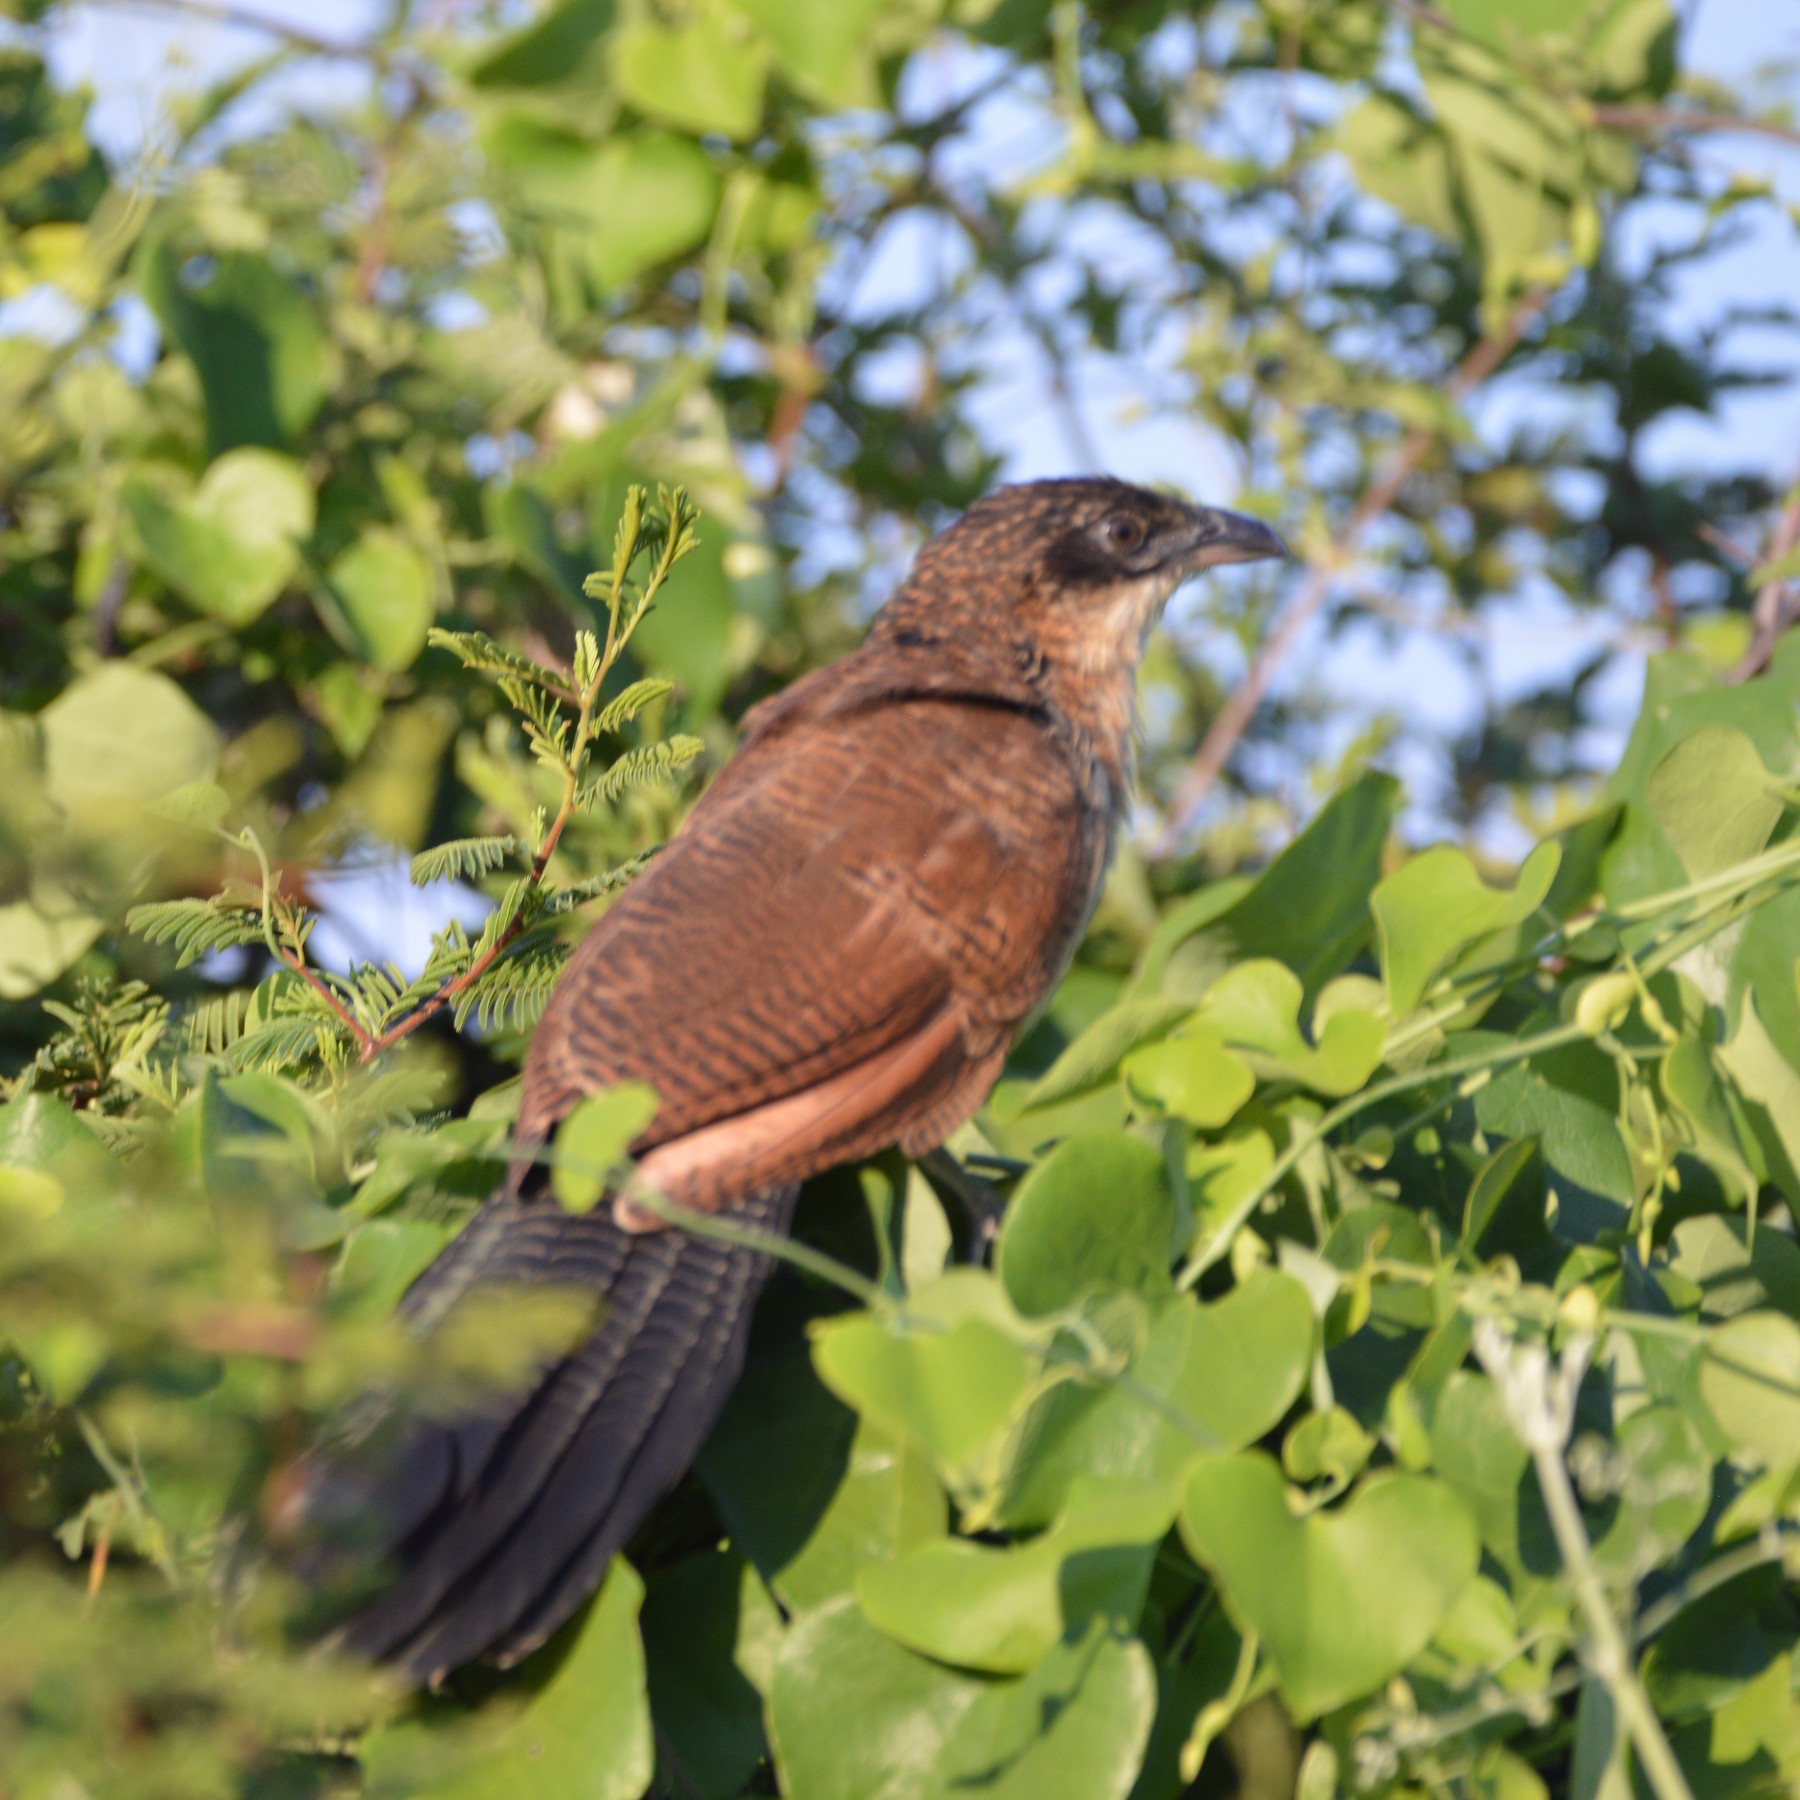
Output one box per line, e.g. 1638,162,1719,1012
301,1182,798,1686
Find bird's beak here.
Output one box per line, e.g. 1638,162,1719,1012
1174,506,1288,571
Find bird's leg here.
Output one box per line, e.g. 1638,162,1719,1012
918,1148,1008,1263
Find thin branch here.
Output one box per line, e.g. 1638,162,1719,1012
1728,472,1800,683
1156,288,1551,852
1590,103,1800,154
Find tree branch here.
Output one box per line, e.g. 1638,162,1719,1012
1728,474,1800,684
1155,288,1551,852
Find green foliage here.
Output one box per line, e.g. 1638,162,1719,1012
1,0,1799,1795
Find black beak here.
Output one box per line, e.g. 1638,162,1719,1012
1177,505,1288,571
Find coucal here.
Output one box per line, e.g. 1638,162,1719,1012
300,476,1284,1684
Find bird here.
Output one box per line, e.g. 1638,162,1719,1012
296,475,1285,1686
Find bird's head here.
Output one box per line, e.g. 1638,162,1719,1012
882,476,1286,702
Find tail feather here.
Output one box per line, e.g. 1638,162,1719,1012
305,1183,797,1685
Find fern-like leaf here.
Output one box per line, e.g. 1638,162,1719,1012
542,854,650,914
592,678,672,737
451,934,569,1033
410,836,521,888
127,898,266,968
577,735,704,811
427,628,573,698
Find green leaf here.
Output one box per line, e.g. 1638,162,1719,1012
1473,1034,1634,1208
468,0,615,87
739,0,887,105
1120,1027,1255,1127
930,1620,1157,1800
409,836,521,887
139,244,328,456
811,1277,1037,1484
39,662,220,829
1001,1273,1313,1527
359,1558,652,1798
1668,1215,1800,1322
612,0,768,140
1192,960,1386,1096
1017,996,1190,1111
1700,1312,1800,1474
485,122,720,293
998,1134,1174,1317
1644,724,1784,881
325,526,436,672
124,449,315,626
856,1477,1174,1674
641,1549,778,1800
551,1083,660,1212
1374,840,1561,1016
1588,1405,1710,1582
1180,1455,1479,1720
1140,772,1397,1004
1339,94,1462,242
768,1596,985,1800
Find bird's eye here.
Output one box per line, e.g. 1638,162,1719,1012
1100,515,1146,552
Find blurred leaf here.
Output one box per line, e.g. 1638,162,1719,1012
551,1082,660,1213
124,449,315,626
326,527,437,673
140,243,328,455
612,1,768,140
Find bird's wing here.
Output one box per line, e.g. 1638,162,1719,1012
516,686,1084,1206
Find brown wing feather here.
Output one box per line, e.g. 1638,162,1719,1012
517,678,1102,1203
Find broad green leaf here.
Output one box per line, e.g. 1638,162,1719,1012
1017,996,1190,1111
484,121,720,292
1472,1034,1635,1208
998,1134,1174,1316
641,1549,778,1799
740,0,887,105
1180,1455,1479,1720
0,882,104,999
1192,959,1386,1096
1374,840,1561,1016
1428,1370,1555,1578
552,1083,660,1213
1120,1026,1255,1126
811,1288,1036,1483
768,1596,985,1800
1668,1216,1800,1322
931,1621,1157,1800
1185,1128,1277,1250
612,0,768,140
1719,997,1800,1204
856,1477,1174,1674
1141,771,1397,1004
359,1559,652,1798
1661,1040,1760,1209
1700,1312,1800,1473
1001,1273,1313,1527
1588,1406,1710,1582
468,0,615,87
124,449,316,626
1339,94,1462,242
326,527,436,672
39,662,220,828
1644,724,1783,880
140,243,328,455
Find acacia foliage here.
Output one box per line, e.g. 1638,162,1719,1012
3,0,1800,1796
